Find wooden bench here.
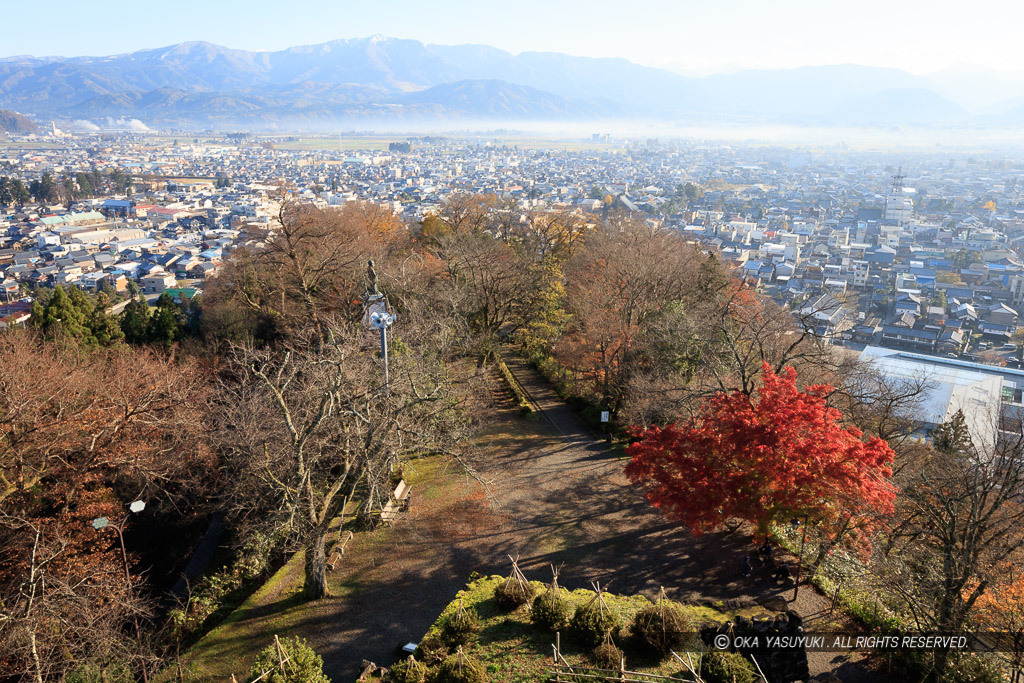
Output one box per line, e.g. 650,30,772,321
326,530,354,572
394,479,412,511
378,479,413,527
379,499,400,526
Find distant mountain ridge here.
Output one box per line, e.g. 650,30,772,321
0,37,1020,128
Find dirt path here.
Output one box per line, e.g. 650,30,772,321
188,360,888,682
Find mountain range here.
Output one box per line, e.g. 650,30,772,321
3,36,1024,129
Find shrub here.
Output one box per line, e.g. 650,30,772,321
592,640,624,669
531,590,572,631
386,656,427,683
571,601,623,647
169,529,280,641
432,651,487,683
414,634,448,666
885,648,1004,683
702,651,756,683
248,636,329,683
629,600,695,655
494,577,536,611
938,653,1004,683
439,602,481,646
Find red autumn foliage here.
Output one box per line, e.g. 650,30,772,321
625,363,897,537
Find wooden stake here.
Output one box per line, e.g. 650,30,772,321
749,654,770,682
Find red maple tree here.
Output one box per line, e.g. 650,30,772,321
625,363,897,537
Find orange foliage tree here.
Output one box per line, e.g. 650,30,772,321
972,569,1024,678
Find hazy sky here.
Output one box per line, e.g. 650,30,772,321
5,0,1024,75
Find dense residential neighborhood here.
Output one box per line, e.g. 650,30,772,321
4,131,1024,361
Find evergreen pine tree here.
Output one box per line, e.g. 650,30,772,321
34,286,91,342
147,297,184,350
931,409,974,456
88,306,125,347
120,298,151,344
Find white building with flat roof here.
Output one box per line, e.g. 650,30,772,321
859,346,1006,453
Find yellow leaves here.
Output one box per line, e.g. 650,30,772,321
421,214,450,240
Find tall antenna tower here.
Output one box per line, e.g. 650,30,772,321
884,166,911,228
890,166,905,195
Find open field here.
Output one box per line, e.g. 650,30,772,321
270,136,393,152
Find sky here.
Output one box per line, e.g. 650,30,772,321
4,0,1024,76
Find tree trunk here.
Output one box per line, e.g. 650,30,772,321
302,532,329,600
809,540,831,576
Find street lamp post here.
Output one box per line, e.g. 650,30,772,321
791,515,809,602
92,500,148,683
364,260,395,395
370,309,395,395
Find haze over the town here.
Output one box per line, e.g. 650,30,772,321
5,0,1024,76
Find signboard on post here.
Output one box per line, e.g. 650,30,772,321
600,411,610,423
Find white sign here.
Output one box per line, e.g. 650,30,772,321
600,411,610,423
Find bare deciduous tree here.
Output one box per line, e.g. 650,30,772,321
429,230,541,354
0,517,156,682
217,321,467,600
215,199,382,339
556,218,718,415
0,331,208,682
878,413,1024,680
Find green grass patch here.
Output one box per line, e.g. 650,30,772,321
171,549,309,680
415,576,761,682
